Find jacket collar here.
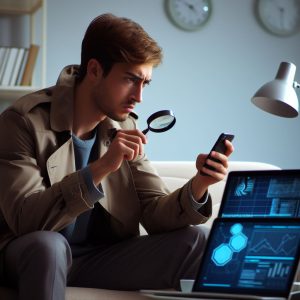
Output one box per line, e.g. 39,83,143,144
49,65,78,133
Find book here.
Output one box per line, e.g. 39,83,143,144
9,48,25,86
15,48,29,86
20,44,40,86
0,47,9,83
1,47,19,86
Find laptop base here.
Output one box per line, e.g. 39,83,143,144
140,289,286,300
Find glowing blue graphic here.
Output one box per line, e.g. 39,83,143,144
212,223,248,266
234,178,254,197
230,223,243,235
212,244,233,266
230,234,248,252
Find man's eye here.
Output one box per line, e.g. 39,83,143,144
124,77,150,87
125,77,136,84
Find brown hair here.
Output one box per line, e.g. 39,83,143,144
77,13,163,81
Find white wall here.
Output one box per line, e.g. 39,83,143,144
46,0,300,169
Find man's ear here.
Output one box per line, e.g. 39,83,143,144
86,59,103,81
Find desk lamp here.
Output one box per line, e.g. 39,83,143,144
251,63,300,300
251,62,300,118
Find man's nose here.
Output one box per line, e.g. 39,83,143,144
131,85,143,103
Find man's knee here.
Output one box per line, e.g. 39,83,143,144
156,226,207,268
6,231,72,274
24,231,72,268
30,231,70,253
172,226,207,249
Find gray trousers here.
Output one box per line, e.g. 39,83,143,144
2,226,206,300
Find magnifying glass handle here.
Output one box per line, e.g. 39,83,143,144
142,128,149,135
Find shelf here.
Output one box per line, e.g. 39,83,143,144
0,0,42,14
0,0,46,104
0,86,38,102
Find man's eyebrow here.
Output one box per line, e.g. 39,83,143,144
125,72,152,84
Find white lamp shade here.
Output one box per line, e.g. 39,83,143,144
251,62,299,118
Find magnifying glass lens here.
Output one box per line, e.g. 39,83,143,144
142,109,176,134
149,115,175,130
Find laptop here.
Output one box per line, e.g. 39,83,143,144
218,169,300,218
141,217,300,300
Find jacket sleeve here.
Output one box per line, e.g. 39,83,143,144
123,117,212,234
0,109,93,236
130,156,212,234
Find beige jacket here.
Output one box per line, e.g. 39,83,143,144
0,65,211,250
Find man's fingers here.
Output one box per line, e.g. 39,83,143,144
113,138,142,161
116,131,144,156
224,140,234,156
204,158,227,175
116,129,147,144
122,139,141,159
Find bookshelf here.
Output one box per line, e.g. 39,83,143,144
0,0,46,104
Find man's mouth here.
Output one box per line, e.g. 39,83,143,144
122,104,135,113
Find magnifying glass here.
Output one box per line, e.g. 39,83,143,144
142,110,176,135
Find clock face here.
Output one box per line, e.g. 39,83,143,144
256,0,300,36
165,0,212,31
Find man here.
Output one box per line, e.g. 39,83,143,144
0,13,233,300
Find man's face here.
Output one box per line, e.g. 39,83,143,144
92,62,153,122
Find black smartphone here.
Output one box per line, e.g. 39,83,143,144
201,133,235,175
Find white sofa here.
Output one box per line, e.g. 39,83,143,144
0,161,280,300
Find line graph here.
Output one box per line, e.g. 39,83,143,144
248,233,297,257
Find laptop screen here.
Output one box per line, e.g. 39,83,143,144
218,170,300,218
193,218,300,297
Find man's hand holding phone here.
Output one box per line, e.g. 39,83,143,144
191,133,234,201
200,133,234,176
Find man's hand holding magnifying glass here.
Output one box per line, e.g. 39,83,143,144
90,109,176,186
90,129,147,185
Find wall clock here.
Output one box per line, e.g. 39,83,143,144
256,0,300,36
165,0,212,32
